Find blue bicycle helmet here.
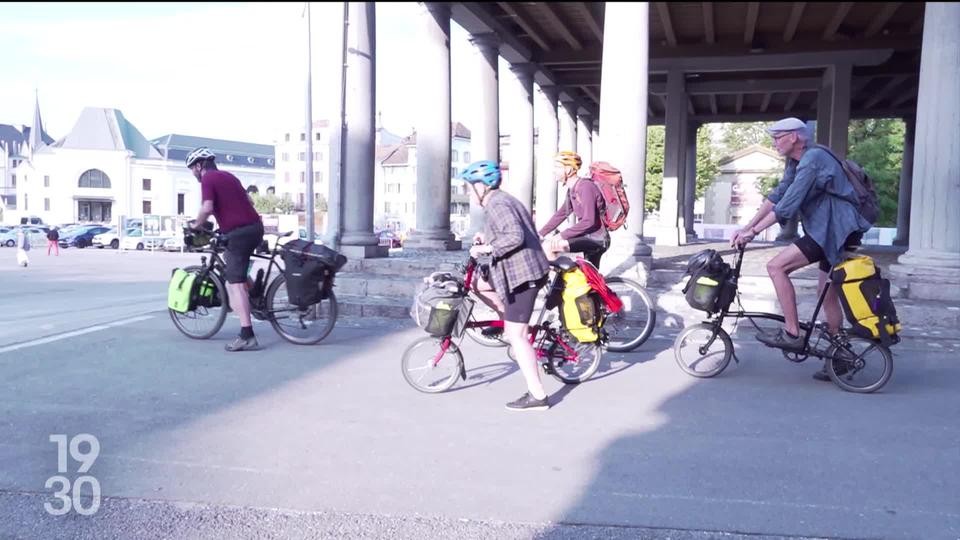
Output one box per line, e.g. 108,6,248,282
460,160,502,189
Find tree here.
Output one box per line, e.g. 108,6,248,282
642,125,720,212
847,118,904,227
717,121,773,157
250,193,295,215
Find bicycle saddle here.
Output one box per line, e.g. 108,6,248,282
549,256,577,272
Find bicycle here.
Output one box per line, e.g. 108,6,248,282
672,244,894,393
168,228,338,345
401,252,608,393
462,258,656,353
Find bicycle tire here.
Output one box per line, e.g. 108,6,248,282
673,323,732,378
265,273,338,345
401,336,464,393
603,276,657,352
826,336,893,394
547,338,603,384
168,265,228,340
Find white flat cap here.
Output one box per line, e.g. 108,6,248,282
766,117,807,134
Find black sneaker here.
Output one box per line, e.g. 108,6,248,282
756,328,805,351
505,392,549,411
225,336,260,352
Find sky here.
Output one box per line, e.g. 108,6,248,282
0,2,519,146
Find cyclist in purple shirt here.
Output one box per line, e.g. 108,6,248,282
539,151,610,268
186,146,264,352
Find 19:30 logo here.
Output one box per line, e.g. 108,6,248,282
45,434,101,516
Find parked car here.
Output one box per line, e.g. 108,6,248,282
377,230,402,249
162,235,196,252
120,229,168,251
0,226,46,247
59,225,112,248
91,227,138,249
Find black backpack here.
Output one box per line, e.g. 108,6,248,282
815,145,880,226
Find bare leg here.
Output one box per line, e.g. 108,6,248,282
226,282,253,328
472,274,505,318
766,245,813,336
819,270,843,335
503,320,546,400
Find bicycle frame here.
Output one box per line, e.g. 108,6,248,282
194,232,287,310
699,244,832,354
429,254,582,368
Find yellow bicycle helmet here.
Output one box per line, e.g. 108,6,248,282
554,150,582,170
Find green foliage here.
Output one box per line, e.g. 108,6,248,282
717,122,773,157
694,126,719,200
250,193,295,215
847,118,904,227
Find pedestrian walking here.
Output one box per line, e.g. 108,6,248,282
47,227,60,256
16,228,31,267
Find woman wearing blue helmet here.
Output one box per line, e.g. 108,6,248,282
461,160,552,411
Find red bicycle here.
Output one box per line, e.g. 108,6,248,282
401,253,608,393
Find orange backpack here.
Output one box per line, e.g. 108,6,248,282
589,161,630,231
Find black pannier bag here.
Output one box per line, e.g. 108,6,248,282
280,240,348,308
682,249,735,314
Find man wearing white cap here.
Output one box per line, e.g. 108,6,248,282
731,117,871,380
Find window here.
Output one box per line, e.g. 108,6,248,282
247,156,256,164
143,200,152,214
11,174,15,187
78,169,111,188
285,172,291,183
300,133,306,141
385,201,391,214
142,178,151,191
285,133,290,142
298,152,305,161
24,194,27,210
226,155,234,162
44,198,50,211
314,171,321,183
44,175,50,187
452,150,459,162
464,151,471,162
267,186,275,195
282,152,289,161
300,172,305,183
297,193,305,207
267,158,275,165
316,133,321,141
177,194,185,215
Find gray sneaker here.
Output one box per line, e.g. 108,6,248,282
505,392,549,412
756,328,804,351
225,336,260,352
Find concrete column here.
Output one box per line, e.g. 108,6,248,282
892,2,960,301
340,2,387,258
826,62,852,157
405,2,460,250
597,1,651,266
816,80,832,146
559,100,578,156
506,63,536,211
577,114,593,167
683,121,698,239
466,32,500,238
534,85,559,229
657,68,687,246
893,115,916,246
591,124,600,160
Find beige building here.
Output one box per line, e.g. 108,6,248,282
701,145,783,226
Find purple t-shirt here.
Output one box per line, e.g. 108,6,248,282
200,170,261,233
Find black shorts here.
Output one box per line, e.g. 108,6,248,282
223,221,265,284
794,231,863,273
566,236,609,268
504,275,549,323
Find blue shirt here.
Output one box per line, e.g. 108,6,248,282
766,145,872,266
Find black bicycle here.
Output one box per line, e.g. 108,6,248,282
169,229,338,344
673,244,894,393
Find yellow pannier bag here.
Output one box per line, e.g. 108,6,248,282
560,267,601,343
831,256,902,345
168,268,198,313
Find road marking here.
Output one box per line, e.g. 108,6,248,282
0,315,155,355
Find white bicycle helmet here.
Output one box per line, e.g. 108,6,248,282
185,147,216,167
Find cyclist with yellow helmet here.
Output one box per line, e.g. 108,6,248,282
539,151,610,268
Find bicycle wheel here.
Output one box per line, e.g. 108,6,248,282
826,336,893,393
546,331,603,384
265,274,338,345
401,336,464,393
463,302,507,348
673,323,732,378
603,277,657,352
168,265,228,340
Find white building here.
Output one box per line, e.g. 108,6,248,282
0,97,54,216
373,121,472,236
6,100,274,227
701,144,783,226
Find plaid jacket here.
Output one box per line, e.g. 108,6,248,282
482,190,550,302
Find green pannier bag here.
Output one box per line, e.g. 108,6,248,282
168,269,220,313
168,268,197,313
